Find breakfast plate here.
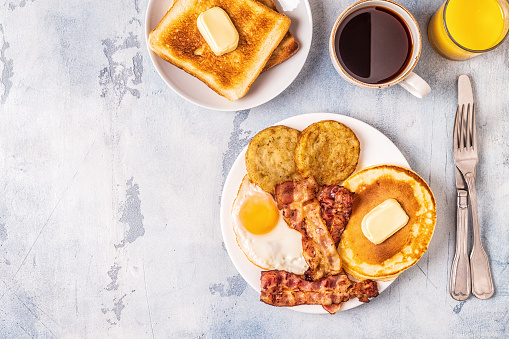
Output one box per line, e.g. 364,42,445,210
220,112,410,313
145,0,312,111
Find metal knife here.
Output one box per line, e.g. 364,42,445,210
449,77,473,300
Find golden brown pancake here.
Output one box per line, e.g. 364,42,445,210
338,165,436,281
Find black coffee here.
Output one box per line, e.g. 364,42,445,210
335,6,412,84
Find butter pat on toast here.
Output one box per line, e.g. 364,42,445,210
148,0,291,101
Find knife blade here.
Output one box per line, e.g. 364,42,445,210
458,74,474,110
456,75,474,189
450,74,474,300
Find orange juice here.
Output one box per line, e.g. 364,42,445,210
428,0,509,60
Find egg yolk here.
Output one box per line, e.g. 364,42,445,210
239,195,280,235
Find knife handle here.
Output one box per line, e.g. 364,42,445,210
464,172,495,299
450,189,471,300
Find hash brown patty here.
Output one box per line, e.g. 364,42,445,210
295,120,360,185
245,125,301,194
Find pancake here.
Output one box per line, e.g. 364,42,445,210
338,165,436,281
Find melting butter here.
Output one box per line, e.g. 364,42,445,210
361,199,409,245
197,7,239,56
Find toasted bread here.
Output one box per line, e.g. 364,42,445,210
148,0,291,101
257,0,299,71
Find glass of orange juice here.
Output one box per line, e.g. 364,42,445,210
428,0,509,60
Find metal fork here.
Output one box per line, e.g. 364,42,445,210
453,100,494,299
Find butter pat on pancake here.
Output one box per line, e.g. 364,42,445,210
245,125,302,194
295,120,360,186
338,165,436,281
361,198,409,245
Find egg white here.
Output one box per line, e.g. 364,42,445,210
231,176,308,274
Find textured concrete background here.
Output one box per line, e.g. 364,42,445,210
1,0,508,337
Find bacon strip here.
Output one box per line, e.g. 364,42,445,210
260,270,378,314
275,178,342,281
319,185,354,244
322,303,343,314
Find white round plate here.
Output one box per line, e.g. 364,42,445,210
145,0,312,111
220,113,410,314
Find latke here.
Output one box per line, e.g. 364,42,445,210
295,120,360,185
245,125,302,194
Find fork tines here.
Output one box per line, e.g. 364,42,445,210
454,103,476,152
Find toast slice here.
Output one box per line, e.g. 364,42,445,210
148,0,291,101
257,0,299,71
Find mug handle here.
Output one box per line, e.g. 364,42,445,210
399,72,431,98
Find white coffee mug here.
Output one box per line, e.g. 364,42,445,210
329,0,431,98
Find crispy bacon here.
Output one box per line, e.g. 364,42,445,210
319,185,354,244
351,280,380,303
260,270,379,314
275,178,342,281
322,303,343,314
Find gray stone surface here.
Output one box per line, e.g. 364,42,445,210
1,0,508,337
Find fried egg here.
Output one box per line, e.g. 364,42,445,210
231,176,308,274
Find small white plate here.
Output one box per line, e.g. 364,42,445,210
220,113,410,314
145,0,313,111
